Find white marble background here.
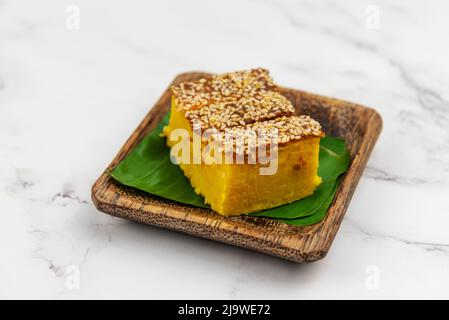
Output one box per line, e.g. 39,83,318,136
1,0,449,299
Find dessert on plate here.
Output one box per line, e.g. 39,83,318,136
163,68,324,216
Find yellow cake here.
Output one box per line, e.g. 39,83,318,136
163,68,324,216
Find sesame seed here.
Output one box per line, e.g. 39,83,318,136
171,69,323,155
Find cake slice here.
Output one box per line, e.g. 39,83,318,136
163,69,324,216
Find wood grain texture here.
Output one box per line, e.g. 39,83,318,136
91,72,382,263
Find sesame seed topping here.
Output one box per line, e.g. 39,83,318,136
210,116,324,155
185,91,295,131
171,68,276,112
171,68,324,155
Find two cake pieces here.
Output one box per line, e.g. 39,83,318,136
163,68,324,216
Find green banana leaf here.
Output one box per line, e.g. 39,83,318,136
280,179,340,225
109,113,350,226
250,134,350,219
110,115,207,208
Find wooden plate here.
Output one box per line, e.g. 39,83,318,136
92,72,382,263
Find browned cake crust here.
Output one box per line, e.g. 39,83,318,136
211,115,324,155
170,68,324,154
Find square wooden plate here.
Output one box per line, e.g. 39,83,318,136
92,72,382,263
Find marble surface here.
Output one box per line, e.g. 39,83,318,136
1,0,449,299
